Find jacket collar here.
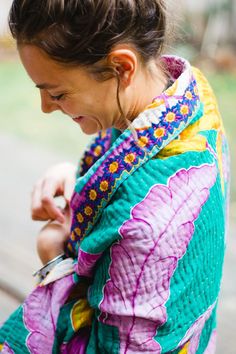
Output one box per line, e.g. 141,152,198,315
68,56,202,255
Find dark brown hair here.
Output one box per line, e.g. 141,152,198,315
9,0,167,69
9,0,168,127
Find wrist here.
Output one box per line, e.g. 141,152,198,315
33,253,66,282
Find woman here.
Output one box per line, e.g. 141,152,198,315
0,0,230,353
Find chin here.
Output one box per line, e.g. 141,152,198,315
80,125,100,135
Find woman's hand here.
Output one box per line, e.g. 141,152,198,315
37,207,72,264
31,162,77,223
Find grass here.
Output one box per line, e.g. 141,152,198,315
0,59,235,200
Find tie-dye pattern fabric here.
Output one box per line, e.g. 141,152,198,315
0,56,230,353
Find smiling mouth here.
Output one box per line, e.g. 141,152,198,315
72,116,84,123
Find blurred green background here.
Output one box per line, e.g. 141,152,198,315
0,60,90,160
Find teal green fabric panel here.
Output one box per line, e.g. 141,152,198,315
80,145,216,255
87,250,112,309
96,322,120,354
153,145,225,351
111,128,122,145
155,176,225,351
85,318,99,353
0,306,30,353
53,300,77,353
86,311,120,354
82,146,220,352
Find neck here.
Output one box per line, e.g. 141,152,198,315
122,60,168,129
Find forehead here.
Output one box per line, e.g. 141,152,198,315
18,45,87,88
19,45,62,70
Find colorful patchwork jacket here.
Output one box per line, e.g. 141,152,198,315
0,56,230,354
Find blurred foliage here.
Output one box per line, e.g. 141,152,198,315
206,0,233,15
170,0,236,63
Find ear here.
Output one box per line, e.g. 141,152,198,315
107,48,138,87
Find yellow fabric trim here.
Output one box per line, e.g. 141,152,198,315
146,99,164,110
179,341,190,354
192,67,225,133
157,135,207,159
71,299,94,332
192,67,225,194
154,67,226,194
165,80,179,97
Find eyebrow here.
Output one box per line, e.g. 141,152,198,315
35,83,59,90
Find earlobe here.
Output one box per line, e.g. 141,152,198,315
108,48,137,87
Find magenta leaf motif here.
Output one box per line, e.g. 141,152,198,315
99,164,217,353
76,249,102,277
204,329,217,354
23,275,75,354
1,342,14,353
178,302,216,354
60,327,90,354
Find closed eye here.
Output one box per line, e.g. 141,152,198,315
50,93,64,101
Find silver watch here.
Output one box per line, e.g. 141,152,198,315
33,254,66,282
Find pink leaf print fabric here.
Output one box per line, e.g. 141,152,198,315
23,275,75,354
178,302,216,354
60,327,90,354
204,329,217,354
76,249,102,277
100,164,217,354
1,342,14,354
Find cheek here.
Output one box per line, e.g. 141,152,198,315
61,82,118,117
96,89,118,115
61,99,83,115
94,80,118,107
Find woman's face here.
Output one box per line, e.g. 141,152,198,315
19,45,122,135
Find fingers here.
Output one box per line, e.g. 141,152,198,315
31,163,77,223
31,179,65,223
41,178,65,222
31,180,48,220
64,176,76,203
63,205,73,229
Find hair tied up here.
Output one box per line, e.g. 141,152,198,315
9,0,168,67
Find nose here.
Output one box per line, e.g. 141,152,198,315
40,90,60,114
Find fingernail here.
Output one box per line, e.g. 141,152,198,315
57,216,64,223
